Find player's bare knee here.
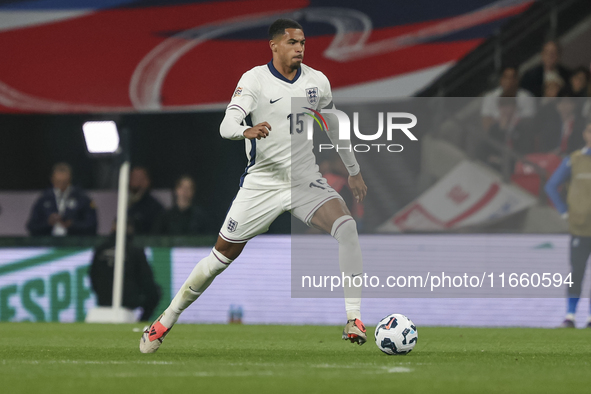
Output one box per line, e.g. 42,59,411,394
215,237,246,260
312,199,351,233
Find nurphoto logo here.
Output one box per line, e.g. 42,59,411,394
302,107,418,153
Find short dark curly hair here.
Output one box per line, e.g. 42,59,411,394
268,18,303,40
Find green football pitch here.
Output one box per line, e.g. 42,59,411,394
1,323,590,394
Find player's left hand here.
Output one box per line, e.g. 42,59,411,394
348,173,367,203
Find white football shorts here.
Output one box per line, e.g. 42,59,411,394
218,177,343,243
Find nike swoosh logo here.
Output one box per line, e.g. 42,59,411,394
351,273,363,278
270,97,283,104
188,286,199,293
385,317,395,330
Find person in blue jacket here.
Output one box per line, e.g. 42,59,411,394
27,162,97,236
545,122,591,328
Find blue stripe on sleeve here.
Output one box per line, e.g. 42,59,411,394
544,157,571,215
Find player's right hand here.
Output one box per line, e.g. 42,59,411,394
244,122,271,140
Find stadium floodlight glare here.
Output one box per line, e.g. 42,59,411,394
82,121,120,154
84,123,135,324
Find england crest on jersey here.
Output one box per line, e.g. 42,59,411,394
227,217,238,233
306,87,319,105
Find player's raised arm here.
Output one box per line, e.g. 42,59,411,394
322,103,367,202
219,107,250,140
220,109,271,140
316,74,366,201
220,71,261,140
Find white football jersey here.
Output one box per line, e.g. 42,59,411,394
226,61,332,190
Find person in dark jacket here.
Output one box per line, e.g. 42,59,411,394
535,93,585,154
152,175,209,235
89,222,161,321
479,96,533,172
521,40,571,97
127,166,164,235
569,66,590,98
27,162,97,236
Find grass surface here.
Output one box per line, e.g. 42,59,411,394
1,323,591,393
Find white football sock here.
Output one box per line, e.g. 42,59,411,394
160,248,232,328
331,215,363,321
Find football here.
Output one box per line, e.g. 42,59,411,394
374,314,418,355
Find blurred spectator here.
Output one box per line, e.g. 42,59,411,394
480,96,533,172
535,94,585,155
536,72,565,130
481,66,535,132
541,71,566,103
127,166,164,235
570,66,591,98
27,162,97,236
521,40,571,97
152,175,209,235
89,221,161,321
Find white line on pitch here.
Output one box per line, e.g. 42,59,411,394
1,360,174,365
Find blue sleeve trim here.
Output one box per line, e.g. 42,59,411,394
544,157,571,214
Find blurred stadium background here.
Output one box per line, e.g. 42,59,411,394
1,0,591,328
